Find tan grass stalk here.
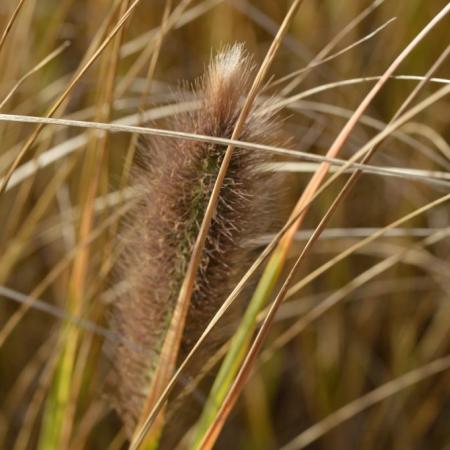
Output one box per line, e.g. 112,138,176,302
281,354,450,450
0,0,144,194
0,0,28,54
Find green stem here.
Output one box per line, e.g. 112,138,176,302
190,249,285,448
38,322,79,450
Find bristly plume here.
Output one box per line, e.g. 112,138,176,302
108,43,288,438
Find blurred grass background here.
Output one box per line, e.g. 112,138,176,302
0,0,449,449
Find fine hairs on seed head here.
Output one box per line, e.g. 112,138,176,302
209,42,246,84
107,43,289,441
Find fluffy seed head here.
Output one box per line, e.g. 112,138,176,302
107,43,288,440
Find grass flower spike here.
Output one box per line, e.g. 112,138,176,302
108,43,287,440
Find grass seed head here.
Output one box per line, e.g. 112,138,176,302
108,43,288,436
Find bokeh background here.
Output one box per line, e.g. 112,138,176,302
0,1,449,449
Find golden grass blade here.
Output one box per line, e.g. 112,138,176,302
0,41,70,110
119,0,221,59
280,354,450,450
280,8,394,94
288,99,450,169
263,228,450,360
267,73,450,113
116,0,193,98
13,337,60,450
37,2,135,442
0,0,28,54
0,0,144,194
116,0,177,217
0,199,134,348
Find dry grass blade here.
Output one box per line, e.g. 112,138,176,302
0,0,143,194
286,192,450,300
0,41,70,110
0,200,134,348
280,354,450,450
279,7,394,94
262,227,450,360
2,114,450,189
36,1,137,445
265,161,450,186
115,0,192,97
119,0,220,59
0,286,131,345
268,74,450,113
285,1,450,234
0,0,27,53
